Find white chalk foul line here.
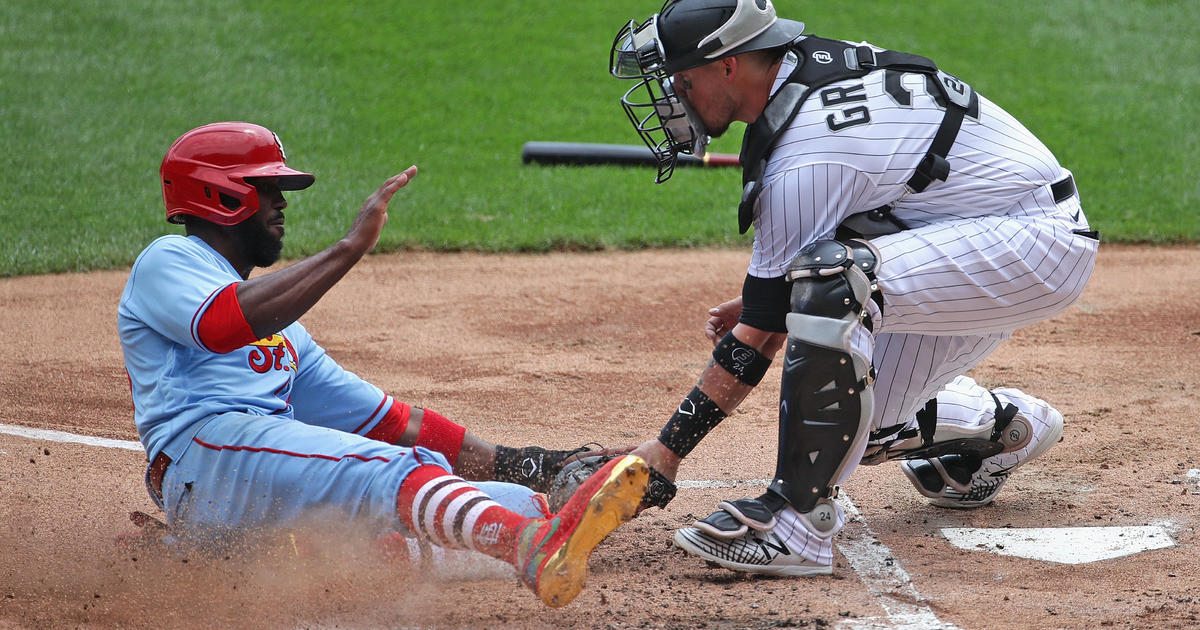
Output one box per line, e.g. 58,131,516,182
676,478,773,489
0,424,946,628
836,495,960,630
0,422,142,451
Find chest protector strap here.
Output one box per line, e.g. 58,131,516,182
737,37,980,234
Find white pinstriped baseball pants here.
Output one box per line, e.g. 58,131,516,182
754,197,1097,567
842,196,1097,480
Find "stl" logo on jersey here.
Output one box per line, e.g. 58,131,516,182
247,334,297,374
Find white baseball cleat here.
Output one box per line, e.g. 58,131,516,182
901,405,1064,509
672,497,837,576
673,527,833,576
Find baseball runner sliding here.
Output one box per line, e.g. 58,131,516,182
119,122,650,607
606,0,1099,575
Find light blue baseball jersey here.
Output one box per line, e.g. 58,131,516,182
118,235,547,538
119,235,398,463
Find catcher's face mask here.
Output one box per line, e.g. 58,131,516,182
609,0,804,184
610,16,711,184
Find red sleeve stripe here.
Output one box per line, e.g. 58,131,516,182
196,283,259,354
189,284,227,350
363,399,412,444
353,397,392,435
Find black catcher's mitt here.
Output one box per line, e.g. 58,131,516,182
547,455,677,512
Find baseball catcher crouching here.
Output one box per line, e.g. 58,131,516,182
604,0,1097,578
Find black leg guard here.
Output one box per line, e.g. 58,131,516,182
770,339,872,511
769,240,878,513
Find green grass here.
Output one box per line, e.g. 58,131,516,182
2,0,1196,277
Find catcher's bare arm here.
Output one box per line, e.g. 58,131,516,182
631,322,785,484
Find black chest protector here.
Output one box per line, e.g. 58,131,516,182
737,36,980,234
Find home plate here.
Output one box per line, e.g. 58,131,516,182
941,526,1175,564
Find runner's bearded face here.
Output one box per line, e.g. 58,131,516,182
230,181,286,268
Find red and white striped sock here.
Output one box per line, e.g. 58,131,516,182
397,464,534,565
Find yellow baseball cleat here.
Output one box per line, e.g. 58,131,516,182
516,454,649,607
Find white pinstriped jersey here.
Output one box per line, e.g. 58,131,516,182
734,40,1097,446
748,44,1073,277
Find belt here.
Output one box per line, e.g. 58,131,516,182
1050,175,1076,203
1047,173,1099,240
148,451,172,498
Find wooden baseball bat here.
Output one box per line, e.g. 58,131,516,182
520,141,740,168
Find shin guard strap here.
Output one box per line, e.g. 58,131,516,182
658,387,726,458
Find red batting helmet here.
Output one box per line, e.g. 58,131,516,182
160,122,315,226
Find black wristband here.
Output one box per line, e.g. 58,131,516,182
712,331,772,386
658,387,727,458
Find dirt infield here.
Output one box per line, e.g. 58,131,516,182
1,244,1198,629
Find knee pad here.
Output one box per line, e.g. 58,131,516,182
770,240,876,512
844,239,884,329
865,388,1030,464
787,238,882,329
